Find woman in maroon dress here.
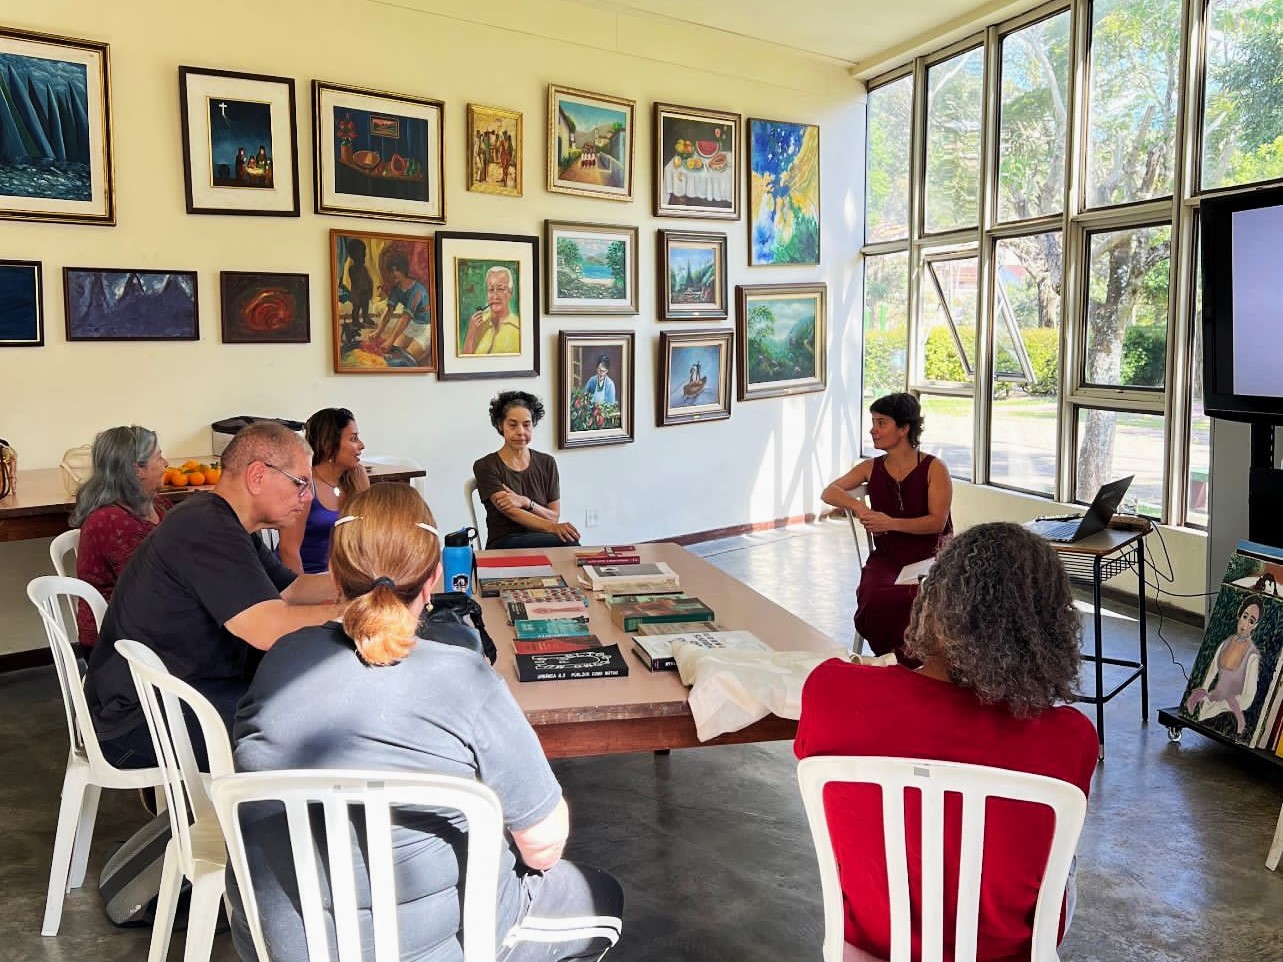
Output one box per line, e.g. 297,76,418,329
822,393,953,658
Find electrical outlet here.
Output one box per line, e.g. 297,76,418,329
584,508,599,527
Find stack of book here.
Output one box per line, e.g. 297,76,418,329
579,561,681,595
476,553,568,597
609,595,714,632
631,630,771,671
573,545,642,566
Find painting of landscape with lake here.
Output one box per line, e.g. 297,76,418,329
546,221,637,314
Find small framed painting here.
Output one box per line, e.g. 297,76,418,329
748,118,820,266
329,229,435,374
219,271,310,344
0,260,44,346
435,231,539,381
658,329,733,426
545,220,638,315
179,66,299,216
654,103,739,220
559,331,635,448
314,80,445,223
64,268,199,341
547,84,635,201
658,230,728,321
736,283,827,400
467,103,522,196
0,28,114,225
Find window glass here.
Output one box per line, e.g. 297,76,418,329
1202,0,1283,191
1075,408,1166,519
920,393,974,480
866,76,914,242
919,256,979,384
997,11,1071,222
990,233,1063,495
1084,225,1172,388
1189,237,1210,527
862,252,910,456
1084,0,1181,207
924,46,984,233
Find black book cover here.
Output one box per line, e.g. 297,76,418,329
515,643,631,682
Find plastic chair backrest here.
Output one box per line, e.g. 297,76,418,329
211,769,504,962
844,484,874,566
797,755,1087,962
116,640,233,878
50,528,81,578
464,477,485,549
26,576,107,762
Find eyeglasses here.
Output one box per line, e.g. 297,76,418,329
264,462,310,498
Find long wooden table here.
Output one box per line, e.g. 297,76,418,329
479,543,842,758
0,460,427,543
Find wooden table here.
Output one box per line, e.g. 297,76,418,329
478,543,842,758
0,460,427,543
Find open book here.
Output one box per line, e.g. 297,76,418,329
894,558,935,586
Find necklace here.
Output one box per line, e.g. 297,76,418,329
314,468,342,498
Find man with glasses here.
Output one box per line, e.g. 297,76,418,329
86,422,344,769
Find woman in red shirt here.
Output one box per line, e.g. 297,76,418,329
795,521,1097,962
69,426,171,650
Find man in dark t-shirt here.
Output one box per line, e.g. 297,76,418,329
85,422,345,769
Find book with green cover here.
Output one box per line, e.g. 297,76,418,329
609,595,714,632
513,617,591,640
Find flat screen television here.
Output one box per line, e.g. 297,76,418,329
1201,184,1283,424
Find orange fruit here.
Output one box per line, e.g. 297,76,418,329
187,471,206,486
180,460,199,472
204,466,222,484
169,472,189,487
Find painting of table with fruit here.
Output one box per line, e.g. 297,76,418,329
332,107,430,203
655,104,740,220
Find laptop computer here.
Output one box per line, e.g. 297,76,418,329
1025,475,1135,543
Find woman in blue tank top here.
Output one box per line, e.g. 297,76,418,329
278,407,369,573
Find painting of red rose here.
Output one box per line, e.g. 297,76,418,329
219,271,310,343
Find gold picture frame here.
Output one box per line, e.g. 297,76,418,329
547,84,635,201
467,103,522,197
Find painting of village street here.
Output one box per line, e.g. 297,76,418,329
549,85,634,200
736,283,827,400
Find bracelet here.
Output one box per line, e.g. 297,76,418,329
527,498,534,512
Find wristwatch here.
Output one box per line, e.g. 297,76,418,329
526,498,534,511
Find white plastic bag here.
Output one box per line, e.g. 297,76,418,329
59,444,92,496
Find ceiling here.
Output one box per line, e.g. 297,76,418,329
590,0,1005,69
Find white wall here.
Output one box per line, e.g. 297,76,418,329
0,0,867,654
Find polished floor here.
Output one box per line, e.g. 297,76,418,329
4,519,1282,961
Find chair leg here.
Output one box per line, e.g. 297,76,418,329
182,871,227,962
67,783,102,889
147,844,183,962
1267,802,1283,871
41,764,91,936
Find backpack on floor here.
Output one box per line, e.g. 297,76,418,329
99,812,191,927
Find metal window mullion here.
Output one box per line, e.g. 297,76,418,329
972,25,1002,487
1070,387,1169,413
905,56,929,395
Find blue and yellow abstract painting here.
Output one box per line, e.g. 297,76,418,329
749,119,820,266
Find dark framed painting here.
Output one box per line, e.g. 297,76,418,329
219,271,310,344
0,28,113,225
658,230,728,321
315,80,445,223
64,268,198,341
547,84,635,201
545,220,638,315
329,229,435,374
559,331,635,448
0,260,44,346
658,329,733,426
654,103,739,220
748,118,820,266
179,66,299,216
435,231,539,381
735,283,827,400
467,103,522,197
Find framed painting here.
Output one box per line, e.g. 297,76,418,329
654,103,739,220
467,103,522,196
330,229,435,373
435,231,539,380
0,28,113,225
559,331,635,448
179,66,299,216
658,329,733,426
658,230,728,321
0,260,44,346
315,80,445,223
747,118,820,266
547,84,634,201
735,283,827,400
220,271,310,344
545,220,638,315
64,268,198,341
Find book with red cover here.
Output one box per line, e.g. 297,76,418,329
476,553,553,567
514,634,603,655
573,545,642,566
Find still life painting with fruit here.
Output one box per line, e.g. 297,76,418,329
655,104,739,219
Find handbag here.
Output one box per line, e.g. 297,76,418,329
0,438,15,500
59,443,92,496
420,591,497,664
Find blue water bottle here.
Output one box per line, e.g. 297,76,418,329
442,527,476,596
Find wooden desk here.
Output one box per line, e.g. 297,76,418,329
0,460,427,543
478,543,842,759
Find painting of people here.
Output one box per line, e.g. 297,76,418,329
736,283,827,400
748,118,820,266
548,85,634,200
455,258,522,357
559,331,634,447
330,229,434,373
207,98,274,188
468,104,522,196
658,330,733,426
64,269,198,340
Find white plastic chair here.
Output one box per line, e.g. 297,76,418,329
797,755,1087,962
363,455,427,499
465,476,486,549
843,484,874,567
211,769,505,962
49,528,81,577
26,576,167,937
116,639,232,962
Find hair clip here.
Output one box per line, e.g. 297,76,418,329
335,515,361,526
417,522,440,537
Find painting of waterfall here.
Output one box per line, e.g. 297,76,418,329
0,29,113,224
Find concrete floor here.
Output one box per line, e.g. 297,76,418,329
4,518,1282,961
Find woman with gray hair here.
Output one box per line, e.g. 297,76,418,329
795,522,1097,962
70,425,171,649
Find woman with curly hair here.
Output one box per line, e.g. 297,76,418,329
472,390,580,548
822,392,953,659
795,522,1097,962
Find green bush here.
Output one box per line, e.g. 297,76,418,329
921,325,1060,395
1023,327,1059,396
923,325,969,382
1121,324,1167,387
862,323,907,396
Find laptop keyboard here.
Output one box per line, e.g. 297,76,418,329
1031,519,1081,542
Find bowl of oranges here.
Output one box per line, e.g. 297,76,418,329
163,460,222,489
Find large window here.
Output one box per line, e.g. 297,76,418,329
859,0,1283,526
